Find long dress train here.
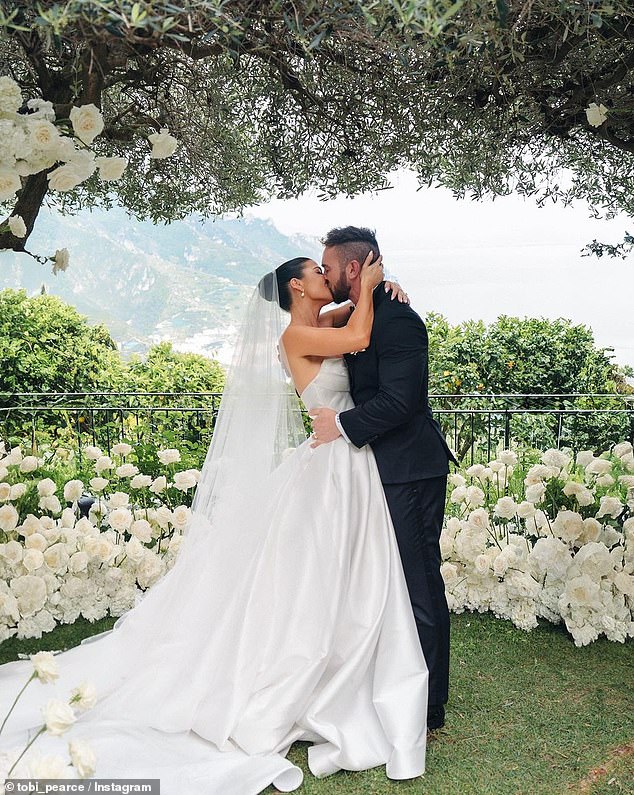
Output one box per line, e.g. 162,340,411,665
0,356,428,793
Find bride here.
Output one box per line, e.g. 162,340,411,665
0,254,428,793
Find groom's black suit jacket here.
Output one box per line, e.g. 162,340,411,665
339,284,457,484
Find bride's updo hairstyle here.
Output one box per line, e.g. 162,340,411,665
259,257,310,312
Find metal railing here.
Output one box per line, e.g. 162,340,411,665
1,392,633,464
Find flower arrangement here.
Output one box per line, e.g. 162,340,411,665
441,442,634,646
0,651,97,787
0,75,178,266
0,441,199,642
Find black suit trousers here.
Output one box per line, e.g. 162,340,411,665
382,475,450,708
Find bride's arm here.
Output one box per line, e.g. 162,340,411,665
283,255,383,357
318,282,409,328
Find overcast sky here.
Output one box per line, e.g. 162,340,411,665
247,170,634,371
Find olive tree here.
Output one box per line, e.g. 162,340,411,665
1,0,633,254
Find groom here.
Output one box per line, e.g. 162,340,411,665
311,226,457,731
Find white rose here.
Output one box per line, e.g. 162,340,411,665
39,494,62,514
172,505,191,531
621,452,634,472
525,464,555,484
95,155,128,181
440,561,459,585
31,650,59,683
517,501,536,519
525,482,546,504
541,448,570,470
69,681,97,711
449,473,466,488
474,553,490,575
52,247,70,274
112,442,133,456
596,496,623,519
613,442,633,458
148,128,178,158
614,571,634,599
463,485,484,509
467,508,490,531
157,448,181,465
498,450,518,466
494,496,517,520
10,482,27,500
173,469,198,491
4,445,23,465
107,491,129,509
8,214,27,237
84,445,103,460
130,474,152,489
19,455,39,473
43,543,70,573
10,574,47,616
19,514,43,537
84,535,116,563
69,103,104,144
154,505,172,530
1,538,23,564
575,450,595,467
63,479,84,502
95,455,114,473
68,738,97,778
601,527,623,548
109,507,133,531
585,457,612,476
0,167,22,201
578,517,602,545
116,463,139,478
136,552,165,588
43,698,77,736
47,163,85,191
596,473,615,487
23,548,45,571
68,550,89,573
37,477,57,497
150,475,167,494
445,516,462,536
465,464,487,479
25,532,47,551
130,519,152,542
585,102,608,128
0,482,11,501
0,75,23,114
28,118,60,150
0,503,19,531
89,476,109,492
552,509,584,543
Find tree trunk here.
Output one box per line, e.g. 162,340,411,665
0,171,50,252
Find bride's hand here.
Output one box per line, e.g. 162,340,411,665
360,252,384,290
384,280,409,303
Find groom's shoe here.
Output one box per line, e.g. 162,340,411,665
427,704,445,731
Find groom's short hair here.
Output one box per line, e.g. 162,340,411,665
321,226,380,268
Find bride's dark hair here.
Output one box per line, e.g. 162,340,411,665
259,257,310,312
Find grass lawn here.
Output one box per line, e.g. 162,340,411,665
2,612,632,794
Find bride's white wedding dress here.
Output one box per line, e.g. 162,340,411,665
0,356,428,793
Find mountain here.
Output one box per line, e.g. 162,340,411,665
0,207,321,360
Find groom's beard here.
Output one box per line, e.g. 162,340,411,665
328,272,350,304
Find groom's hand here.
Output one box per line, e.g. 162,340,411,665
310,408,341,448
